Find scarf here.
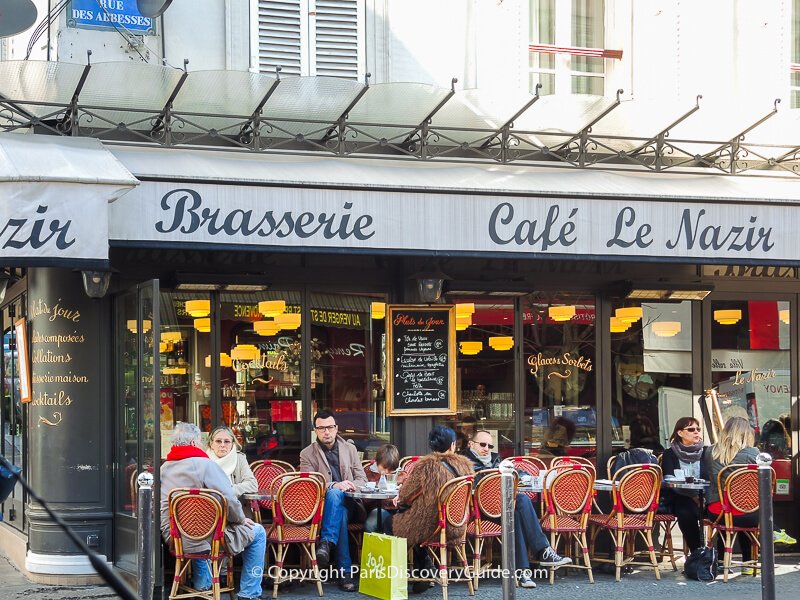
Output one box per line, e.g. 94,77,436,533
671,439,704,463
472,449,493,468
207,448,238,478
165,445,209,461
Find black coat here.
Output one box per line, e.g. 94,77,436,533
660,446,708,504
461,448,500,473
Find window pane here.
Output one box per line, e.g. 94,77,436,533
571,75,604,95
611,301,693,457
571,55,604,74
310,293,387,460
530,0,555,45
530,52,555,71
118,292,138,515
572,0,604,48
793,0,800,63
523,294,596,466
710,300,791,461
530,72,555,95
437,300,516,458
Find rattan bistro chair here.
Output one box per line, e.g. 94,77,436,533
167,488,236,600
249,460,295,524
268,472,326,598
399,455,423,476
413,475,476,600
706,464,775,582
588,463,662,582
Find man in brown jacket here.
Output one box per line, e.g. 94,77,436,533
299,409,367,592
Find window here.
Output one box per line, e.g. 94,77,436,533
529,0,608,96
253,0,364,79
792,0,800,107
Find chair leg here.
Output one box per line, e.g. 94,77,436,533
308,543,324,597
664,524,677,571
439,545,449,600
227,556,235,600
644,528,661,580
580,531,594,584
723,532,732,582
614,531,624,582
456,543,474,596
471,537,482,590
272,544,284,599
549,532,557,585
170,558,183,600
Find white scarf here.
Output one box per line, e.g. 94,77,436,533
207,448,238,479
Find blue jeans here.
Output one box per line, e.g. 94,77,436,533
193,523,267,599
365,508,393,533
513,493,549,570
321,489,355,571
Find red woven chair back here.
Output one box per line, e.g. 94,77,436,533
251,460,295,509
362,459,373,469
473,469,514,520
550,456,596,475
509,456,546,477
399,456,422,476
614,463,661,513
546,466,594,515
719,464,773,514
169,488,226,544
440,475,474,530
273,472,324,526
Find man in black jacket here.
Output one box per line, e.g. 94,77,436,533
462,430,571,587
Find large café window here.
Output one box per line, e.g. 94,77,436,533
710,300,791,466
439,300,516,458
524,294,597,463
609,300,693,456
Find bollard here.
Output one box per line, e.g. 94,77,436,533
137,471,155,600
756,453,775,600
499,460,516,600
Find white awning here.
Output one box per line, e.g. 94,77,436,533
0,133,138,266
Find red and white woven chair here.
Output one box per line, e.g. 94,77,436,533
541,464,595,584
399,455,423,477
550,456,596,474
413,474,476,600
167,487,236,600
249,459,295,524
706,464,775,582
466,469,516,590
588,463,662,581
268,472,326,598
508,456,547,508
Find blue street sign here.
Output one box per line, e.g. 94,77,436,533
68,0,156,35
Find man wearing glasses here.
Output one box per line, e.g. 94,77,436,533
462,430,571,588
299,409,367,592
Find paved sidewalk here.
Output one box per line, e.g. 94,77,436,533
2,552,799,600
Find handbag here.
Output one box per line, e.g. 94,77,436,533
0,460,22,504
684,545,718,581
359,532,408,600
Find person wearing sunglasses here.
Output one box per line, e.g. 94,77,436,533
660,417,709,553
462,430,571,588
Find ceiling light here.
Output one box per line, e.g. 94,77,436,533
615,306,643,324
127,319,152,334
610,316,630,333
254,320,280,336
162,367,187,375
549,305,576,322
185,299,210,318
488,336,514,351
258,300,286,318
161,331,182,344
274,313,301,330
713,309,742,325
652,321,682,337
459,341,483,355
205,353,233,368
624,282,713,301
456,314,472,331
194,318,211,333
231,344,260,361
455,303,476,316
371,302,386,320
780,309,790,325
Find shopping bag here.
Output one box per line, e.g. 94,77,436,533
0,460,21,503
684,545,718,581
359,532,408,600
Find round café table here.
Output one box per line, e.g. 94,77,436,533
344,488,398,532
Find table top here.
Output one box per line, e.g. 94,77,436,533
663,478,710,490
242,491,273,501
518,480,618,493
345,488,399,500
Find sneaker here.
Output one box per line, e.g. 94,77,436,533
518,572,537,588
741,566,757,576
536,547,572,567
773,529,797,545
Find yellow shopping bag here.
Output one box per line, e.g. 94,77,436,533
359,532,408,600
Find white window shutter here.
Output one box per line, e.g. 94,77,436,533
257,0,308,76
310,0,363,79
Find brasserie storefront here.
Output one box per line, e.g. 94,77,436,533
1,63,799,582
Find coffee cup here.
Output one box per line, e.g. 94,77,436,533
364,481,376,491
673,469,686,480
685,476,695,483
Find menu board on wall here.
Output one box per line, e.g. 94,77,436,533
386,305,456,416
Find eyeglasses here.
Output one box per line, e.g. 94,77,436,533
683,427,701,433
474,441,494,449
212,439,233,445
315,425,338,432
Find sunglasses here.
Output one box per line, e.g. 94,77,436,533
474,441,494,449
683,427,702,433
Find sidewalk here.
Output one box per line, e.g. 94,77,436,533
1,552,799,600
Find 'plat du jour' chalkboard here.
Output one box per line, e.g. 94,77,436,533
386,305,456,416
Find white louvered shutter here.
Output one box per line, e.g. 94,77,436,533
255,0,363,79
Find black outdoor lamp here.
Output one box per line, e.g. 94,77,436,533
412,267,450,304
81,270,112,299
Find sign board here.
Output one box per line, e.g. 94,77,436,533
69,0,156,35
386,305,456,416
15,318,31,403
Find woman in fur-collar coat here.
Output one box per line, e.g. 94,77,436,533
392,441,474,546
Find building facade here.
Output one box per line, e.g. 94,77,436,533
1,0,799,587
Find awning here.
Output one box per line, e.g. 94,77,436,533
0,133,138,267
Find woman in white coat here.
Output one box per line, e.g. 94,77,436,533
206,426,258,518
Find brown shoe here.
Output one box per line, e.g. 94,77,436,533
338,576,358,592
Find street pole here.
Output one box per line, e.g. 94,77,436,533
756,453,775,600
137,471,155,600
499,460,516,600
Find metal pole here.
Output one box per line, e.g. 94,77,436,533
756,453,775,600
499,461,516,600
137,471,155,600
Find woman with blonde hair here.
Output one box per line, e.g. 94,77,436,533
206,425,258,518
703,416,759,564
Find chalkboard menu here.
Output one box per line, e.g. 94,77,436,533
386,305,456,416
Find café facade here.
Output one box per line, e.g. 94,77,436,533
1,61,800,583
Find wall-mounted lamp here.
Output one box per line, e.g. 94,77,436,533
411,267,450,304
371,302,386,319
81,270,112,299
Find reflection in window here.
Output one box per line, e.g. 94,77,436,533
438,300,516,458
611,301,693,457
523,294,597,464
792,0,800,107
710,300,791,461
